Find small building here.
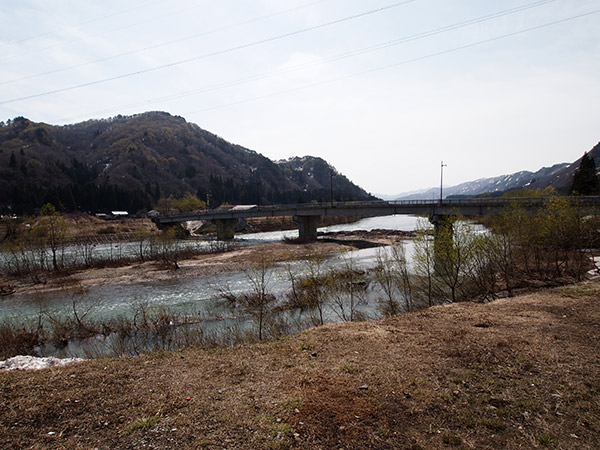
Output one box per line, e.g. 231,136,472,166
229,205,257,211
96,211,130,220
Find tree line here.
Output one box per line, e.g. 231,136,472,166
0,203,232,278
2,166,365,215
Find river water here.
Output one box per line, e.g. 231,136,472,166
1,215,426,357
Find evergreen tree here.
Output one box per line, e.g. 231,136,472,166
570,152,600,195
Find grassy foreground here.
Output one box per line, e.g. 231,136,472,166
1,283,599,449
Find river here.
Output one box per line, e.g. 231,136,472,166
1,215,426,358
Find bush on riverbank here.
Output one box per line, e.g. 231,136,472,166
405,196,600,305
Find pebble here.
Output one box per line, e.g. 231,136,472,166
359,385,368,390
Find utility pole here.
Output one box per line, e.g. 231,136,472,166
330,169,334,207
440,160,447,204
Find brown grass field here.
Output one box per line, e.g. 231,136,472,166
1,279,599,449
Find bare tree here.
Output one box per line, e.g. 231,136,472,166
328,252,369,321
157,227,180,269
36,203,68,271
432,218,476,303
412,223,438,307
373,241,413,315
286,252,329,326
221,251,277,340
373,246,401,316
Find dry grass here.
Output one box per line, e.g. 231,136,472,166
1,281,599,449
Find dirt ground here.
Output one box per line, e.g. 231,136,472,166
1,280,598,449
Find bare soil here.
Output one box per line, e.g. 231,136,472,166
1,281,599,449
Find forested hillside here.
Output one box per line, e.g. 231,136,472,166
0,112,375,214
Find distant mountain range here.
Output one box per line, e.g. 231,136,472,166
0,112,374,214
393,142,600,201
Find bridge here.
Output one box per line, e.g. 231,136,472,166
151,196,600,241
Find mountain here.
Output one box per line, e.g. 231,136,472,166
525,141,600,192
0,112,375,214
276,156,369,201
395,164,570,200
394,142,600,200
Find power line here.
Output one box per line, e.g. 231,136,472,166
52,0,559,122
2,0,167,47
180,8,600,116
0,6,186,63
0,0,419,105
0,0,333,66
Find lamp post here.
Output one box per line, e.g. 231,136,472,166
440,160,447,204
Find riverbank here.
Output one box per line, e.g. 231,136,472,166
1,212,412,296
0,227,415,297
0,234,383,296
1,280,598,449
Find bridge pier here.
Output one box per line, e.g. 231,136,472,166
430,214,454,238
294,215,319,241
215,218,237,240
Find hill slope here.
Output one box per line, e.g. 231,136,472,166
0,112,374,213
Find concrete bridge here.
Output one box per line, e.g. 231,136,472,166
151,196,600,241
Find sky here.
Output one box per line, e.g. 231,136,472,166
1,0,599,197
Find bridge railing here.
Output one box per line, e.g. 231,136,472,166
153,196,600,221
390,196,600,207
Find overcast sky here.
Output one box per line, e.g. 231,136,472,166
1,0,599,196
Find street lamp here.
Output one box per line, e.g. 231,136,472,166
440,160,447,204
